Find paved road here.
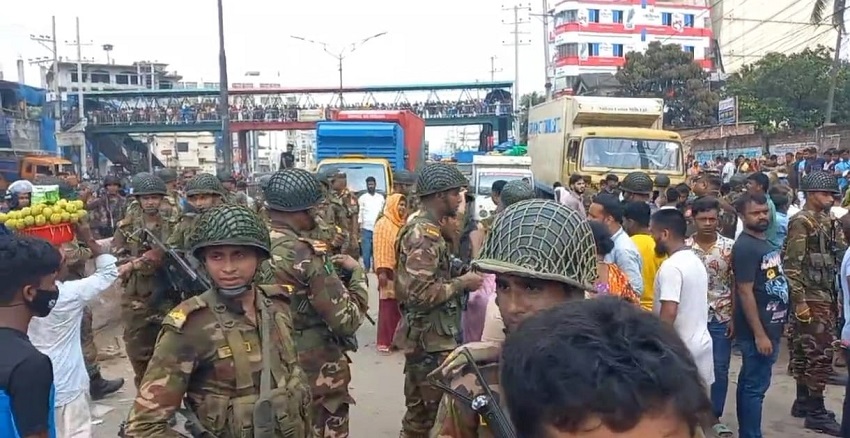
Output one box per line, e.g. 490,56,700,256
87,276,845,437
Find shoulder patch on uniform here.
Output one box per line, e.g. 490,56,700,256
116,217,133,228
421,223,442,239
162,296,207,332
258,284,295,300
298,237,328,255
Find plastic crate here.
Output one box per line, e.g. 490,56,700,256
20,223,75,245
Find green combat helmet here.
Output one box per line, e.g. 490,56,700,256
654,175,671,189
264,168,323,212
132,172,168,196
500,180,535,208
393,169,416,185
258,174,272,190
416,162,468,196
800,171,841,194
156,168,178,184
620,171,654,195
217,172,236,184
474,199,597,291
188,204,271,260
185,173,226,197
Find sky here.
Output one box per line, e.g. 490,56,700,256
0,0,552,151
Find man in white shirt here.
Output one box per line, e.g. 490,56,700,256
358,176,385,272
721,157,736,184
650,208,716,433
28,224,124,437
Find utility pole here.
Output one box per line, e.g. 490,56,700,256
218,0,232,174
502,3,532,139
489,55,503,81
541,0,552,98
28,16,60,121
825,27,843,125
67,17,93,177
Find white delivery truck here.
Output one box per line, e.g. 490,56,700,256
527,95,685,196
470,154,533,220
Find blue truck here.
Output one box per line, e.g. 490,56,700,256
314,121,406,195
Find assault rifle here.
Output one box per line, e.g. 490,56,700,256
829,217,846,340
428,348,517,438
141,228,212,299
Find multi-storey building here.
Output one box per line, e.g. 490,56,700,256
549,0,714,95
46,60,182,93
148,132,218,174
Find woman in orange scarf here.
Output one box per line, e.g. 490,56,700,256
372,194,408,353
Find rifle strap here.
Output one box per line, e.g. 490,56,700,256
258,294,273,396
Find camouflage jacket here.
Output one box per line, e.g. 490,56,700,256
432,363,502,438
166,213,199,250
125,193,179,219
718,191,742,239
307,215,345,255
111,207,177,276
125,286,312,438
266,223,369,407
394,214,463,353
225,190,249,207
784,210,847,304
86,194,127,236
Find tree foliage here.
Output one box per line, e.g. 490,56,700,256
518,92,546,144
724,46,850,133
615,41,720,128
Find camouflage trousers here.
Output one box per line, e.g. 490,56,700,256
790,301,837,396
312,403,349,438
401,350,450,438
121,277,175,388
81,306,100,377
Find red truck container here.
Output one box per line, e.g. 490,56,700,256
332,110,426,172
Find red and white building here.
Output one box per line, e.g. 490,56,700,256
549,0,714,95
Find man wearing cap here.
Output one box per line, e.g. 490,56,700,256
429,199,597,437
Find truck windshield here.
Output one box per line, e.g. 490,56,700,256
476,171,533,196
317,163,388,194
581,138,682,172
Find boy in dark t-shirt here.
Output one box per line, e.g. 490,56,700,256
0,235,62,438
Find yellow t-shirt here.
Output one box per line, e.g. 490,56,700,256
631,234,666,311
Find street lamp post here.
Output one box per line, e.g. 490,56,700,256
217,0,232,173
290,32,388,106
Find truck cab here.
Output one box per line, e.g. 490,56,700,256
314,157,392,195
528,96,685,196
471,155,533,221
0,153,75,193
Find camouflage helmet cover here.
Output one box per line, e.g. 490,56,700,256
185,173,226,197
416,163,468,197
103,175,122,186
315,167,337,186
654,175,671,188
188,204,271,259
473,199,597,291
800,171,840,194
258,174,272,189
132,172,168,196
156,168,178,183
500,180,535,208
393,169,416,185
620,171,654,195
264,168,323,212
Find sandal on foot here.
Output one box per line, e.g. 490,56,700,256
712,423,734,438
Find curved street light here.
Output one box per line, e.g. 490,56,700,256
290,32,388,105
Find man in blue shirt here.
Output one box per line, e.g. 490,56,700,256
0,235,62,438
833,149,850,193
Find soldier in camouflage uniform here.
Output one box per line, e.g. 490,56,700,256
111,173,179,388
330,170,361,258
166,173,226,250
310,168,348,255
219,172,249,206
263,168,369,437
784,171,846,435
394,169,419,214
126,171,179,218
87,175,127,239
620,171,657,213
394,163,485,438
156,168,181,206
718,173,747,239
430,199,596,438
126,204,312,437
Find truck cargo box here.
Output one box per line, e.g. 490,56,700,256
315,122,404,170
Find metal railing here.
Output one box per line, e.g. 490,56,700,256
69,101,514,127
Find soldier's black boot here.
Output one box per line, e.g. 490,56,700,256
790,383,810,418
90,372,125,400
804,397,842,436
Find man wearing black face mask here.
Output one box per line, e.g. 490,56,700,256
0,235,63,438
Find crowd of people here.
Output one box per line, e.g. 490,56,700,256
4,148,850,438
63,97,512,127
